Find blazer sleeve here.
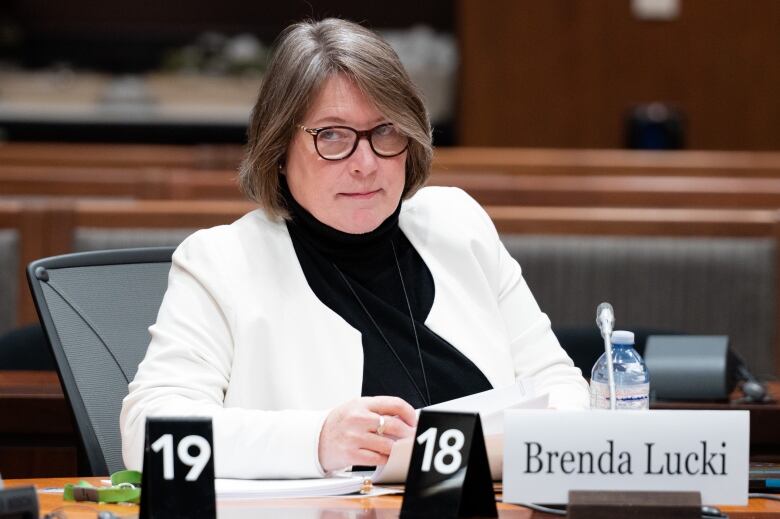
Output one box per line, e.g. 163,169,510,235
120,231,329,479
459,191,591,409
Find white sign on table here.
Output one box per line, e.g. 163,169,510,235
503,410,749,505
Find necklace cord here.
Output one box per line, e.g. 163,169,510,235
332,240,432,407
391,241,432,406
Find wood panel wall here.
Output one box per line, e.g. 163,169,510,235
457,0,780,150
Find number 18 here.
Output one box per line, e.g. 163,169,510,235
416,427,465,475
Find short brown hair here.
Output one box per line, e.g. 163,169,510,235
239,18,433,219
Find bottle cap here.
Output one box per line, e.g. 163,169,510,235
611,330,635,345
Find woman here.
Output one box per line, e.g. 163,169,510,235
120,18,589,479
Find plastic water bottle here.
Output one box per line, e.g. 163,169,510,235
590,330,650,409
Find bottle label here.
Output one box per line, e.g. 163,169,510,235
590,381,649,410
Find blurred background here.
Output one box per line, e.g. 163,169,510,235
0,0,458,144
1,0,778,150
3,0,780,479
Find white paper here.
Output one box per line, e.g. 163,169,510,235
503,409,750,505
426,378,543,435
215,473,388,500
372,380,549,483
215,485,401,519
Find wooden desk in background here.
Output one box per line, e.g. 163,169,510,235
2,371,780,477
653,381,780,462
0,371,77,477
3,477,780,519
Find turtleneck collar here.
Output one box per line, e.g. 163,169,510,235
281,175,402,265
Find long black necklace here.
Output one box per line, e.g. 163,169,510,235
333,240,432,407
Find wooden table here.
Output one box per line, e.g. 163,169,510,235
3,477,780,518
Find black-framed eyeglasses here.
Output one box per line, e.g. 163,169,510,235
298,123,409,161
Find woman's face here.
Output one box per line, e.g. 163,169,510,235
285,74,407,234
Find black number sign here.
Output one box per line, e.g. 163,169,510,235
401,410,496,518
140,417,216,519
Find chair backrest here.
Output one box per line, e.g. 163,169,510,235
73,228,195,253
0,229,19,335
27,247,174,475
502,235,777,377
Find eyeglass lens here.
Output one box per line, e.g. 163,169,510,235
315,124,407,160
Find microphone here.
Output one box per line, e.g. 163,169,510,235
595,302,617,410
596,302,615,340
734,354,769,403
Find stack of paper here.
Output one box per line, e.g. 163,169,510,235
215,474,368,500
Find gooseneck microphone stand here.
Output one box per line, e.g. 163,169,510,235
596,302,616,410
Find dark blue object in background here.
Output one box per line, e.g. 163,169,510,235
626,102,685,150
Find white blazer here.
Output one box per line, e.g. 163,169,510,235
120,187,589,479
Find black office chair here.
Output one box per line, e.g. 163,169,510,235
27,247,174,475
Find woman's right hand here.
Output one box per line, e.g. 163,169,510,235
318,396,417,473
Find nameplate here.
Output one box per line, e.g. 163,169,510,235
503,410,748,505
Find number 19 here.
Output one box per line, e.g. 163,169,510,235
151,434,211,481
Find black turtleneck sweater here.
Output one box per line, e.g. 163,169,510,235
282,179,492,408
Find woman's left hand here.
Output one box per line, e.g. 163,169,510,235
318,395,417,472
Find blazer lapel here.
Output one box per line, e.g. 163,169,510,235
400,211,516,390
266,220,366,406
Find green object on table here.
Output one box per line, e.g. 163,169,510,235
63,470,142,504
110,470,142,487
